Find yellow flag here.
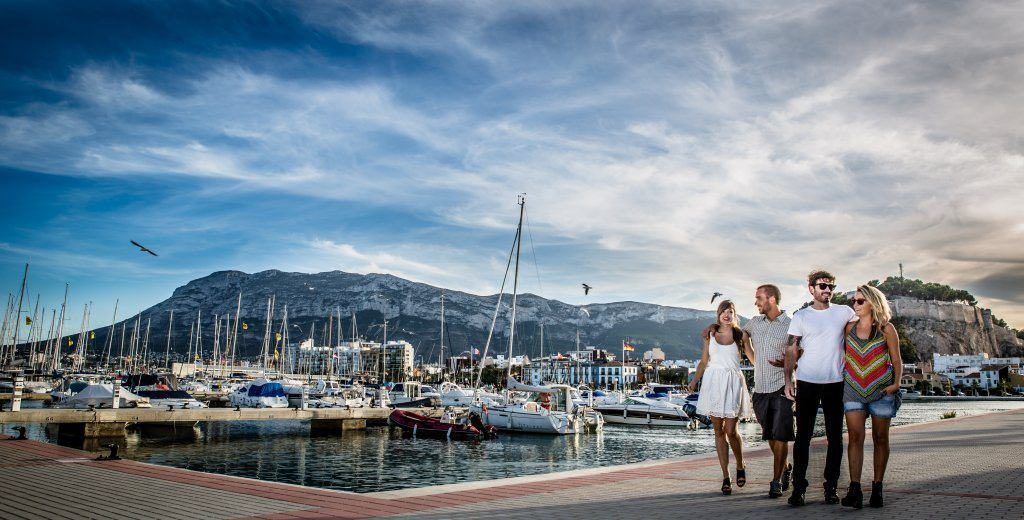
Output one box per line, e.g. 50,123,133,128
90,331,95,339
242,322,248,330
25,316,32,326
275,332,282,341
67,338,74,347
274,350,279,360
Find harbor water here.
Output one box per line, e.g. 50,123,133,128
11,400,1024,493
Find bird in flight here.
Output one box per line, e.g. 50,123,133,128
130,240,158,256
582,283,592,295
710,292,723,304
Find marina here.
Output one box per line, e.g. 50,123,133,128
1,407,1021,519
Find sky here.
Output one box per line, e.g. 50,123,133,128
1,0,1023,333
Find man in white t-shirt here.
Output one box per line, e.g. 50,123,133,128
783,270,857,507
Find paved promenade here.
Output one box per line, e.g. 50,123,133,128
1,409,1021,519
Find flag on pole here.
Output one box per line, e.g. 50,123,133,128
274,350,279,360
67,338,74,347
623,342,635,352
473,348,480,355
242,322,249,330
275,332,282,341
25,316,32,325
90,331,95,339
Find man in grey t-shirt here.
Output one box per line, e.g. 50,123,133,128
743,284,794,499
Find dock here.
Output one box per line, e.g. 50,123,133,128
1,409,1021,519
0,407,441,439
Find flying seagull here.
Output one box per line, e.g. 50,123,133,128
582,283,592,295
130,240,158,256
710,292,723,304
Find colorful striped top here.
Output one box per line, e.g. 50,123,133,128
843,325,894,403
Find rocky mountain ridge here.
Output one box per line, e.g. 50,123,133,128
102,269,720,361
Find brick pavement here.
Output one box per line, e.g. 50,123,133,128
0,409,1021,519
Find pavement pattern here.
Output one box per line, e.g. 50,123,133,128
0,409,1021,519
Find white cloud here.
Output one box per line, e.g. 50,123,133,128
2,1,1023,325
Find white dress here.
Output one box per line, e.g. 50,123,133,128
695,336,753,419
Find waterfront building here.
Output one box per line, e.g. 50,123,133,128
522,358,640,388
933,352,990,375
980,364,1010,390
642,347,666,362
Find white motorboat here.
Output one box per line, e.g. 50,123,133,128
595,396,691,426
388,381,442,407
440,382,503,407
471,378,602,434
228,378,289,408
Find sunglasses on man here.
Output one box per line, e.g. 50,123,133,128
813,283,836,291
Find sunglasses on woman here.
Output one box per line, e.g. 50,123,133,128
814,283,836,291
852,298,868,306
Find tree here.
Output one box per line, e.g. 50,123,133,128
890,318,919,363
659,367,689,385
479,365,505,387
873,276,977,306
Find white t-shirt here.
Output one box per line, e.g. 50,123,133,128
787,305,856,384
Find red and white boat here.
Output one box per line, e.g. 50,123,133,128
388,409,497,440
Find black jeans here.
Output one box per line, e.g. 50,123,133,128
793,380,845,490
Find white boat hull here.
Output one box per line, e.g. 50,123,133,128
471,403,578,434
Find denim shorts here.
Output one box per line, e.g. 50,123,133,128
843,393,901,418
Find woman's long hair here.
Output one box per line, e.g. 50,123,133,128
856,285,892,332
713,299,747,358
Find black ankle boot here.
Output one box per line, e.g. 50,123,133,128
869,481,884,508
841,482,863,509
787,486,806,507
824,481,840,504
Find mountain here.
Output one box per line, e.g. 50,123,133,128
87,270,720,362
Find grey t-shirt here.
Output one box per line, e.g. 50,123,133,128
743,311,791,394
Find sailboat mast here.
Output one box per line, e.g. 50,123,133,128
230,292,241,372
439,290,445,381
8,263,28,366
505,195,526,384
474,199,522,389
104,299,119,368
165,310,173,370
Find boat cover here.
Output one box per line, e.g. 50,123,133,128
248,382,287,397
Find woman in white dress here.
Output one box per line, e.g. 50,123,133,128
688,299,755,495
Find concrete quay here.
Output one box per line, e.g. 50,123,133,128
0,406,441,439
0,409,1021,519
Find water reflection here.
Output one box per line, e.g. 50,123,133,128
6,401,1023,493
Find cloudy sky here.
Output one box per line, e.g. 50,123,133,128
2,0,1022,331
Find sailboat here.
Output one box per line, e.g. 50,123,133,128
469,196,603,434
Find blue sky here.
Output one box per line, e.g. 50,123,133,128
2,1,1023,330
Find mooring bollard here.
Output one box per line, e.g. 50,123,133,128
111,378,121,409
11,373,24,413
300,386,309,410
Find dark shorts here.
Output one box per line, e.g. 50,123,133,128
752,389,795,442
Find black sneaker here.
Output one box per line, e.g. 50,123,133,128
788,487,806,507
781,463,792,491
824,481,840,504
769,480,783,498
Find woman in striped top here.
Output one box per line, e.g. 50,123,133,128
841,285,903,509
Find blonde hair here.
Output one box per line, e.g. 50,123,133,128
857,285,892,327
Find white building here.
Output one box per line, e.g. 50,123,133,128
643,348,666,362
933,353,989,375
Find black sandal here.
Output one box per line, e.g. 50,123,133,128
722,478,733,495
736,468,746,487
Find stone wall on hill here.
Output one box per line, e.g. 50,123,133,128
890,297,1023,358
